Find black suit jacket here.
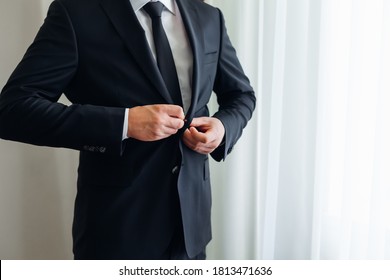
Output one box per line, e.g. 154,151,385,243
0,0,256,259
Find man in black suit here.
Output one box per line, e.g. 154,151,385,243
0,0,255,259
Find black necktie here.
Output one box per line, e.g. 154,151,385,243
144,2,183,106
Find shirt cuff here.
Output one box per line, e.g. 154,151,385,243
122,108,129,140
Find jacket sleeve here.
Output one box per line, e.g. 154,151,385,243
0,0,125,155
211,8,256,162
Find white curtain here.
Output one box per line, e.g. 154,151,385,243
207,0,390,259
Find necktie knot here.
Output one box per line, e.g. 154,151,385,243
144,2,164,18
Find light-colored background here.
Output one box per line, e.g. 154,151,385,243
1,0,390,260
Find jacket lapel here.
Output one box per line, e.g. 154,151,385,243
100,0,174,104
176,0,204,118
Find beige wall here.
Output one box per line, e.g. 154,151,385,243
0,0,77,259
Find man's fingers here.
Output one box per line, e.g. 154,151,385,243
127,104,185,141
182,128,216,154
189,127,208,143
182,117,225,154
189,117,202,127
166,117,185,130
162,105,185,129
189,117,208,128
164,104,185,120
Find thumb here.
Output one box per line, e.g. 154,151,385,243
189,126,208,143
190,117,207,127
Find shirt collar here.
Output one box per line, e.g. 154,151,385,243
129,0,176,15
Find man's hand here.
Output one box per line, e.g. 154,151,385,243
182,117,225,154
127,105,185,141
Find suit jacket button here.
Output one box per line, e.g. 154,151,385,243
172,166,179,175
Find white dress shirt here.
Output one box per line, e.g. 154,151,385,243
123,0,194,139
